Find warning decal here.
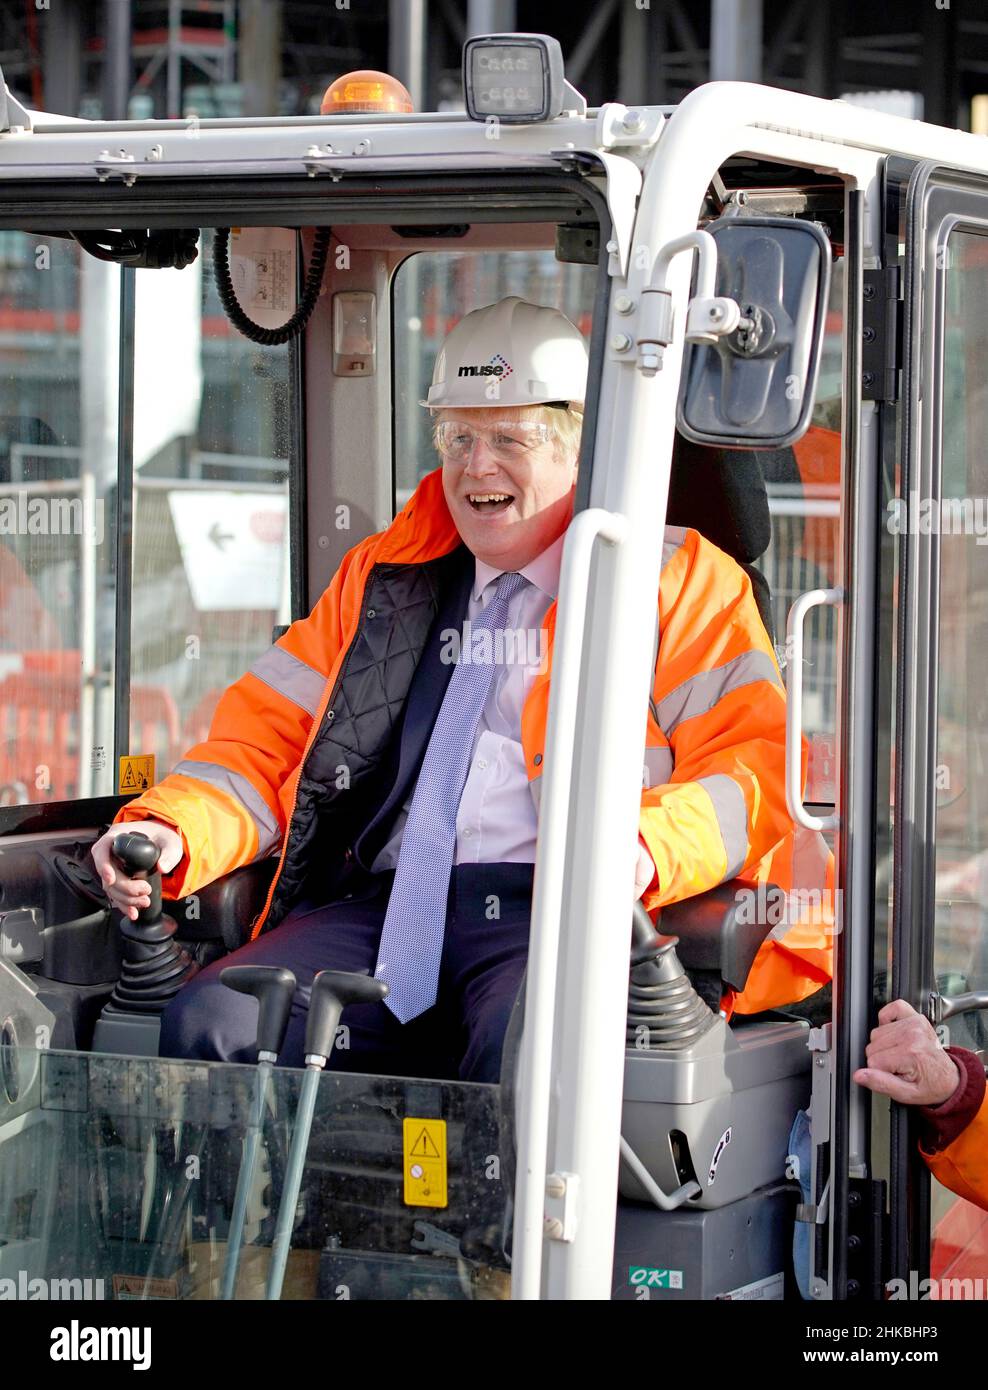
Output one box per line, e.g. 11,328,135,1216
403,1117,447,1209
410,1127,442,1159
112,1273,177,1300
118,755,156,794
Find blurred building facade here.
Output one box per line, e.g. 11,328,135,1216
0,0,985,130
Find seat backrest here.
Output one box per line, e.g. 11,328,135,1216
666,434,782,642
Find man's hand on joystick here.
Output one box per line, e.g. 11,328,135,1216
91,820,184,921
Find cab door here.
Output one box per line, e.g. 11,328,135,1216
890,162,988,1293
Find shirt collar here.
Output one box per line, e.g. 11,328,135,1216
472,529,565,604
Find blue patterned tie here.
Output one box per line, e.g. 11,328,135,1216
374,569,528,1022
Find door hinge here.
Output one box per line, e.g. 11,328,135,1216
846,1177,887,1301
862,266,902,403
544,1171,580,1242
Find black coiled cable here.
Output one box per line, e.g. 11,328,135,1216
212,226,332,345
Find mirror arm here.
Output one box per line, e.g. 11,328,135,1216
637,229,744,377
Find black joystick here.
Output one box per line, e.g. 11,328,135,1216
627,901,716,1049
114,831,164,926
103,831,199,1015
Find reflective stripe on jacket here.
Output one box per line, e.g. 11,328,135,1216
115,465,833,1012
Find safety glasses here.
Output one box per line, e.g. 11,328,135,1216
433,420,555,463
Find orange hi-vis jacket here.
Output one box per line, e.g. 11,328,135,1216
923,1069,988,1214
115,466,834,1014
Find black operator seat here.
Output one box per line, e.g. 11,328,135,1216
659,433,798,1005
666,432,775,644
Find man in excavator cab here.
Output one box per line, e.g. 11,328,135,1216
90,294,833,1082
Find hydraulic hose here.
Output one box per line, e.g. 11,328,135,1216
213,226,332,345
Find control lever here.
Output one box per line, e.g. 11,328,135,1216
103,831,198,1015
220,965,297,1300
223,965,297,1063
114,831,164,926
627,900,716,1049
266,970,388,1300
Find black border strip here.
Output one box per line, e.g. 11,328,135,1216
573,238,613,518
874,155,912,1294
0,172,600,230
0,794,134,836
890,157,936,1288
878,154,914,1291
288,229,308,619
831,187,866,1301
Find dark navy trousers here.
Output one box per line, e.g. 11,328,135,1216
158,862,534,1083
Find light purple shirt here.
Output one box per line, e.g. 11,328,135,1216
370,533,564,871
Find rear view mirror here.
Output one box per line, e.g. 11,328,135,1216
677,216,831,448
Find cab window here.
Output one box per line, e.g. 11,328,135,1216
129,229,291,780
392,248,597,506
0,227,292,811
392,229,844,820
0,231,116,805
761,254,844,807
932,228,988,1054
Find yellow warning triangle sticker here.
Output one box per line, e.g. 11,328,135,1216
410,1127,441,1159
118,754,156,795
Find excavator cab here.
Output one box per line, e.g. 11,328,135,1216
0,33,986,1305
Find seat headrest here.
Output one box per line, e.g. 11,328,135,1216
666,434,781,565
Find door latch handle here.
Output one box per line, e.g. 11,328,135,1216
928,989,988,1027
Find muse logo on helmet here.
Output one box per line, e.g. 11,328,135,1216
457,352,514,379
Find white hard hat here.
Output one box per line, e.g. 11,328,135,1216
422,296,587,411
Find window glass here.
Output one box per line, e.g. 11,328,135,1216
0,232,118,804
932,230,988,1045
393,241,842,808
128,227,291,780
392,249,597,505
0,1049,504,1301
761,256,844,805
0,226,292,809
928,228,988,1278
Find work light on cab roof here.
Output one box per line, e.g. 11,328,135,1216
462,33,586,123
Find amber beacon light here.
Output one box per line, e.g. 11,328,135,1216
320,70,415,115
